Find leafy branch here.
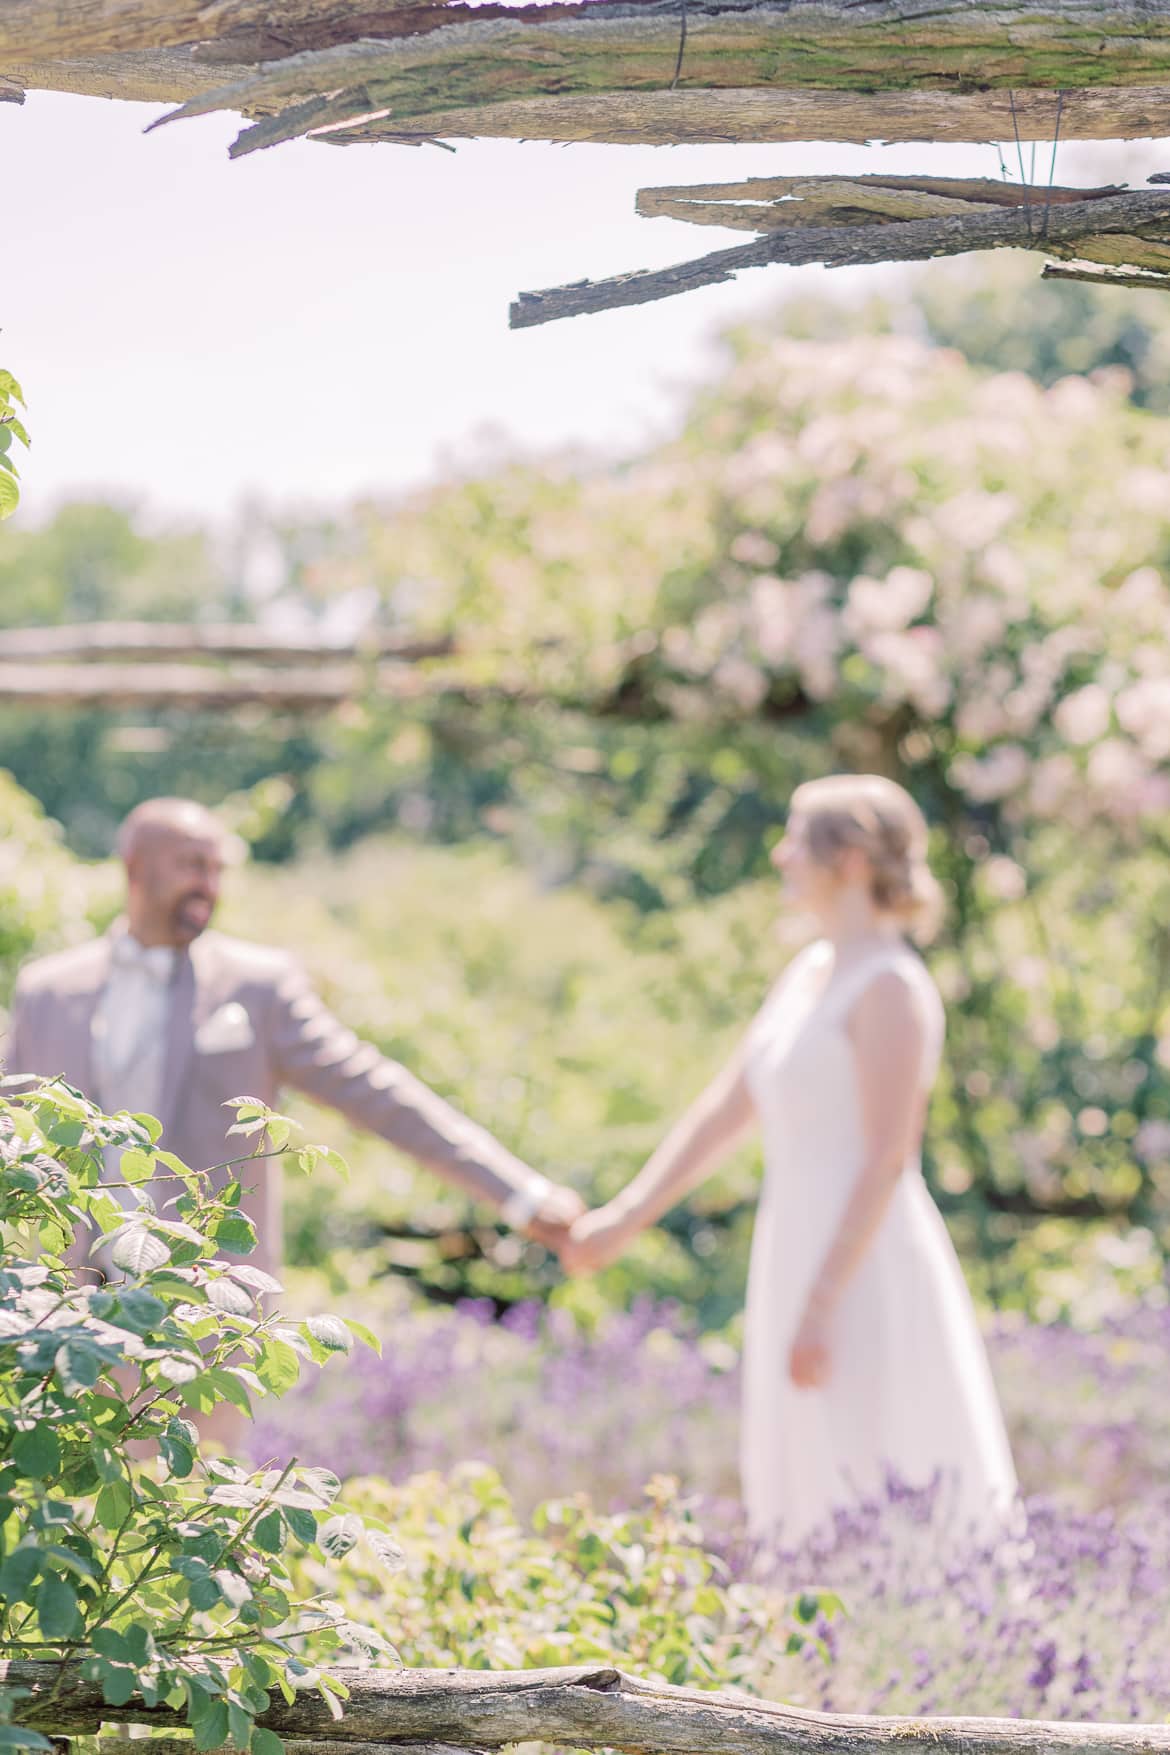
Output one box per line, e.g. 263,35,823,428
0,372,29,520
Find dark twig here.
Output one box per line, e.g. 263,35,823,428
670,0,687,88
1009,91,1034,236
1040,90,1065,238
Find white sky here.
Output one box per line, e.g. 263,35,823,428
5,90,1166,524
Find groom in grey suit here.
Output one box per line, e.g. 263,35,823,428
6,797,583,1278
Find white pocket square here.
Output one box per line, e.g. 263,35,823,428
195,1001,256,1055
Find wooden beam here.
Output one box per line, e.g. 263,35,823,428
144,3,1170,157
10,2,1170,144
310,83,1170,146
510,185,1170,327
0,624,454,664
9,1662,1170,1754
0,661,502,711
1043,259,1170,285
633,174,1124,233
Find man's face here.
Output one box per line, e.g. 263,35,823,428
131,829,225,946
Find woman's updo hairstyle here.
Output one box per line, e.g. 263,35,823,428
791,774,944,943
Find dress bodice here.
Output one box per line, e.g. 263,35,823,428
745,939,944,1204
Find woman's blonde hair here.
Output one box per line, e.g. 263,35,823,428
790,774,944,943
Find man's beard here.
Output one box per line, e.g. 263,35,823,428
171,893,215,940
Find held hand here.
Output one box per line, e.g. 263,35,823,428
788,1300,833,1389
525,1181,587,1251
557,1204,637,1275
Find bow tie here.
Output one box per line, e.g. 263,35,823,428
111,936,176,982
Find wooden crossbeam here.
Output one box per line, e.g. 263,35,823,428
0,661,511,712
0,624,454,665
8,1,1170,148
8,1662,1170,1754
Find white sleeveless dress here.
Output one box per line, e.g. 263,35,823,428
741,939,1017,1547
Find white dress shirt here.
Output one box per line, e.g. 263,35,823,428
92,934,176,1126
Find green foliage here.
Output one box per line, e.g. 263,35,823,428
0,374,29,523
0,1078,395,1747
288,1465,839,1689
0,772,98,997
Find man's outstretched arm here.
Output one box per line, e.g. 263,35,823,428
267,960,583,1246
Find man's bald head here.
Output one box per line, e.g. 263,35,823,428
118,798,231,948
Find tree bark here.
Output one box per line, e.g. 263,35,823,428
10,0,1170,147
510,187,1170,327
10,1664,1170,1755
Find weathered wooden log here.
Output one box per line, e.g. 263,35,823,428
634,175,1124,233
313,84,1170,148
90,1743,482,1755
10,0,1170,147
0,661,506,712
0,625,454,665
145,1,1170,158
1043,260,1170,286
510,186,1170,327
7,1662,1170,1755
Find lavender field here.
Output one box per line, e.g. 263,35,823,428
252,1296,1170,1722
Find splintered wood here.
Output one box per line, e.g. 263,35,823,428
510,175,1170,327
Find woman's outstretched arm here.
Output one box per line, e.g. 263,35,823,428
789,968,927,1387
559,1042,757,1274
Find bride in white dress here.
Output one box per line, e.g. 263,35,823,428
563,774,1017,1548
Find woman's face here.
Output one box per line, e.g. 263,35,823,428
773,812,830,909
771,811,864,916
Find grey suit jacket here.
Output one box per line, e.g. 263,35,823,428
5,928,537,1271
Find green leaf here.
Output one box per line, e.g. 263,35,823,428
0,1546,41,1604
160,1433,195,1479
204,1367,253,1414
228,1702,253,1750
192,1698,230,1751
95,1478,133,1530
187,1573,222,1612
251,1727,284,1755
110,1227,171,1274
367,1530,407,1572
156,1353,201,1385
92,1628,133,1662
303,1316,352,1355
13,1424,61,1479
35,1571,81,1640
253,1509,284,1553
111,1286,167,1333
343,1318,381,1356
205,1275,253,1316
96,1663,138,1708
283,1505,318,1546
214,1568,252,1609
118,1150,155,1186
319,1513,362,1559
0,464,18,516
0,1729,52,1751
56,1340,102,1391
257,1337,301,1396
214,1214,258,1255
